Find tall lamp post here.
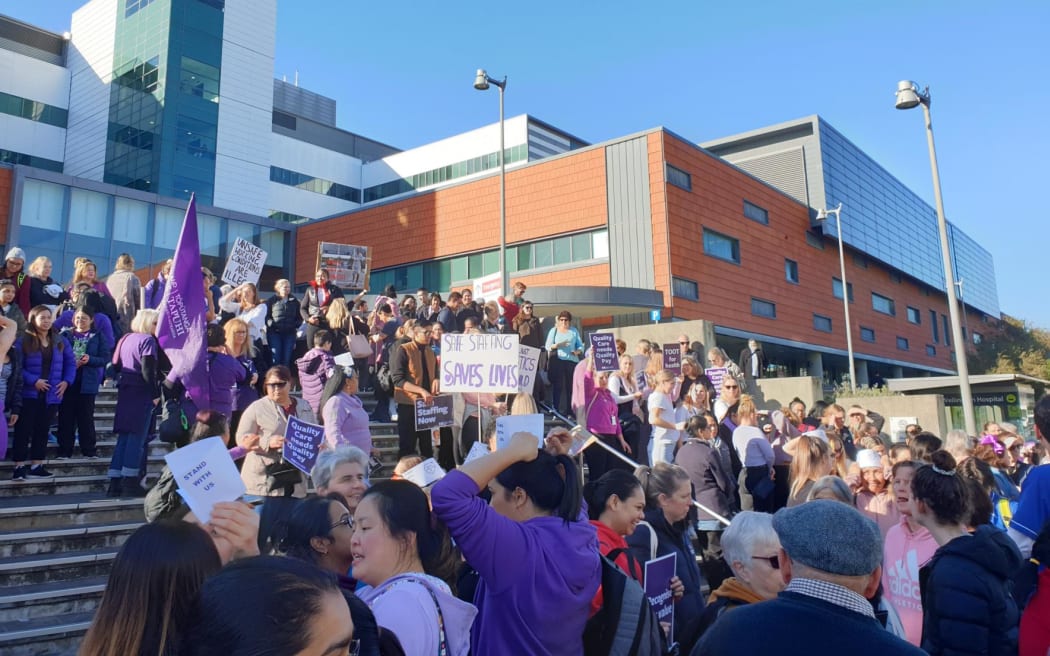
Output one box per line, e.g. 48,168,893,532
895,80,976,436
816,203,856,393
473,69,509,297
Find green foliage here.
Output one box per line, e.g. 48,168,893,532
972,315,1050,381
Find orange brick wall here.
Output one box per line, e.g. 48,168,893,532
0,166,12,244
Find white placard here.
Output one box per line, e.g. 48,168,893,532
221,238,268,287
473,271,503,304
440,333,520,393
495,413,545,451
464,441,491,464
400,457,446,488
888,416,918,444
517,344,541,393
164,436,246,523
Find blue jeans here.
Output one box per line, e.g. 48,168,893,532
109,410,153,478
268,331,295,368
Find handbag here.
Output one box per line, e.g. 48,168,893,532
347,321,371,359
264,459,301,493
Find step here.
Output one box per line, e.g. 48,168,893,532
0,521,142,559
0,474,158,497
0,495,145,531
0,577,106,623
0,455,166,477
0,549,119,587
0,610,93,655
44,440,173,459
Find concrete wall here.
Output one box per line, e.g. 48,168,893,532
836,394,947,442
753,377,824,413
599,319,716,358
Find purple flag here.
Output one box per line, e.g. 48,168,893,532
157,195,210,411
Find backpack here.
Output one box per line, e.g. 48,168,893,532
376,340,396,395
583,548,676,656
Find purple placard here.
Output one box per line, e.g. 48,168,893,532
283,415,325,474
645,552,677,641
415,394,455,431
662,344,682,375
590,333,619,372
705,367,728,398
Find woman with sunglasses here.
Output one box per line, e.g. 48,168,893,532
545,310,583,417
236,365,312,497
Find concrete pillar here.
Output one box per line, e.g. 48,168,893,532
807,352,824,382
856,360,870,388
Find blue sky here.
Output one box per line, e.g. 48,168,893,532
7,0,1049,327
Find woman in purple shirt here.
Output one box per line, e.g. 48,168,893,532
732,395,776,512
319,363,372,454
109,309,160,497
431,432,600,656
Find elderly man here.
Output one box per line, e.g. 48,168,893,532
693,500,924,656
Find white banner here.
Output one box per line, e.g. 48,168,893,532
440,333,519,393
517,344,541,393
472,271,503,304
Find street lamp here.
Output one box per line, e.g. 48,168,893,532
816,203,856,393
473,69,509,297
895,80,976,436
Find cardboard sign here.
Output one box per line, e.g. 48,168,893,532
645,552,678,640
517,344,542,393
221,237,268,287
400,457,446,488
590,333,619,372
888,416,918,444
705,367,728,398
283,415,325,474
440,333,520,393
472,271,503,304
164,436,246,524
415,394,455,431
317,242,370,290
464,441,491,464
495,413,545,451
662,344,682,374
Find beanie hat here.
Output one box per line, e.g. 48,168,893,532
4,247,26,263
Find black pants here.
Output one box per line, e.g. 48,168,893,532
461,415,483,463
745,466,775,513
583,433,631,483
371,375,391,421
549,356,576,416
397,403,433,459
12,396,58,462
57,384,98,457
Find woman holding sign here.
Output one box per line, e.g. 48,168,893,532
545,311,583,417
236,365,311,497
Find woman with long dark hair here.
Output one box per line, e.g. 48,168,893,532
57,307,111,458
319,363,372,454
431,432,599,655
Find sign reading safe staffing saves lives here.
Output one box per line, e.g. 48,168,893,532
440,333,519,393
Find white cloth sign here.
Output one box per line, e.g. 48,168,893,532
495,413,544,450
164,436,246,523
517,344,541,393
221,238,268,287
440,333,520,393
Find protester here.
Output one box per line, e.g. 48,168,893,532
733,395,775,512
695,511,785,639
806,475,854,504
182,556,357,656
0,280,27,335
693,500,925,656
676,415,735,587
142,259,172,310
54,287,116,352
827,431,851,478
608,353,645,458
301,268,345,348
297,329,336,416
545,310,584,416
0,315,20,460
713,373,741,423
909,450,1021,655
367,303,398,423
497,280,527,324
2,247,30,313
785,431,832,506
264,278,301,368
583,370,632,481
908,432,943,463
185,323,245,422
583,470,647,586
1009,395,1050,559
431,431,599,656
236,365,311,497
311,445,370,514
648,369,681,465
319,363,372,453
224,318,258,440
56,308,110,459
105,253,141,335
27,256,69,310
279,495,356,585
629,462,706,650
852,448,899,537
391,320,439,459
107,309,160,496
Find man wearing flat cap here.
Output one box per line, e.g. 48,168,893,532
693,500,924,655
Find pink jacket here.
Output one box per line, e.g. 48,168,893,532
881,516,938,646
585,388,621,436
855,488,900,538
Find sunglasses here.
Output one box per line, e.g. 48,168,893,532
265,381,288,389
330,514,353,531
752,554,780,570
723,385,739,390
679,342,689,345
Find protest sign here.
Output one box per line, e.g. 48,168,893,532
164,436,246,523
317,242,370,290
367,454,384,476
440,333,519,393
415,394,455,431
472,271,503,304
517,344,541,393
464,441,491,464
705,367,728,397
590,333,619,372
283,415,325,474
495,413,545,450
645,552,678,640
400,458,446,488
889,416,918,443
221,237,268,287
662,344,682,374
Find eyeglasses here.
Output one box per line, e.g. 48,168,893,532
523,306,533,311
723,385,739,390
679,342,689,346
265,381,288,389
330,514,353,531
752,555,780,570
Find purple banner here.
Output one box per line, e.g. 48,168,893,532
644,552,677,641
662,344,682,374
157,195,209,411
284,415,324,474
705,367,728,398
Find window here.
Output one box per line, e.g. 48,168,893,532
751,298,776,319
703,229,740,264
853,254,868,269
672,277,699,301
872,292,896,316
907,307,921,324
270,166,361,203
942,315,951,347
897,337,910,351
973,332,983,345
889,270,902,284
743,200,769,225
272,111,296,130
784,259,799,284
930,310,939,343
860,327,876,343
666,164,691,191
813,314,833,332
805,230,825,250
0,91,68,128
832,277,854,302
926,345,936,356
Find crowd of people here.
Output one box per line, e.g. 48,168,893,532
3,246,1048,655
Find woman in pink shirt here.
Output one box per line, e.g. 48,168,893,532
584,370,632,481
881,460,938,646
853,448,900,537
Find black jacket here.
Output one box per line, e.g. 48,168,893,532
919,524,1022,656
266,295,302,335
300,283,343,322
675,439,736,522
4,343,23,416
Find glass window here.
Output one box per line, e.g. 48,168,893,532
450,257,468,283
154,206,184,249
703,229,740,264
482,250,499,276
553,236,572,265
897,337,910,351
942,315,951,347
751,298,776,319
806,230,825,250
743,200,769,225
926,345,936,356
672,277,699,301
853,254,868,269
973,332,983,345
20,179,65,231
506,246,519,273
785,258,799,284
832,277,854,302
813,314,833,332
930,310,939,343
258,229,286,267
889,270,902,283
467,253,483,278
227,220,256,249
872,292,896,316
515,246,532,272
666,164,691,191
534,241,553,268
68,189,109,237
571,233,592,261
113,198,149,244
592,230,609,258
907,307,921,324
198,214,222,257
860,327,876,343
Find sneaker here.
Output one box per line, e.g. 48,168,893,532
28,465,54,478
55,455,71,460
84,454,100,460
11,466,28,481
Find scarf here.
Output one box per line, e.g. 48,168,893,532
706,577,766,606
